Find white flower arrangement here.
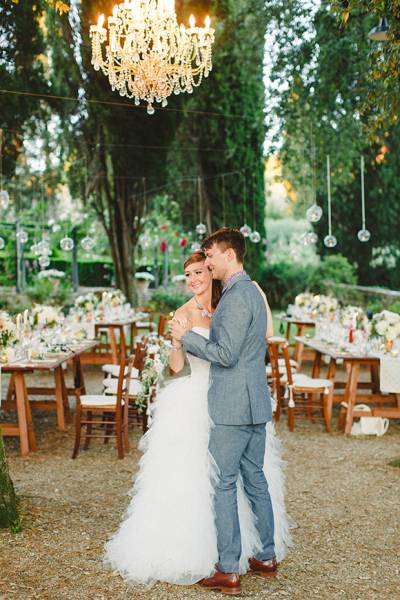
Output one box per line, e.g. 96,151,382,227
340,305,370,332
102,289,127,307
37,269,65,280
0,311,17,348
310,294,339,316
294,292,314,309
74,292,100,313
135,272,155,282
371,310,400,342
30,305,62,328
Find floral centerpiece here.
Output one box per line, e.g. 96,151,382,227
37,269,65,280
0,312,17,349
30,305,63,329
102,289,127,307
310,294,339,317
135,272,155,282
74,292,100,314
136,335,171,413
294,292,314,310
371,311,400,346
340,306,370,332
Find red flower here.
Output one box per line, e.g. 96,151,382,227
160,240,167,253
180,238,187,248
160,225,169,231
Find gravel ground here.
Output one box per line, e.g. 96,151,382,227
1,366,399,600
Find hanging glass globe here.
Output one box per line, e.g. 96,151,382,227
140,234,152,249
190,241,201,252
307,232,318,244
324,234,337,248
0,190,10,210
52,223,61,233
38,255,50,268
81,236,95,252
306,204,323,223
60,236,74,251
31,243,39,255
16,229,28,244
357,228,371,242
37,240,51,255
299,232,311,247
196,223,207,235
0,237,5,250
240,224,252,237
250,231,261,243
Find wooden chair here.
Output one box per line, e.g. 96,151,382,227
268,337,334,432
72,354,135,459
157,314,168,337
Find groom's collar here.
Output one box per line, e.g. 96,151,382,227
221,270,250,295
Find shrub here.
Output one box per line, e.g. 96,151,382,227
149,287,190,313
260,262,316,310
387,301,400,315
309,254,357,293
25,278,72,307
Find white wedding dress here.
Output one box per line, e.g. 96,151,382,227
104,327,292,586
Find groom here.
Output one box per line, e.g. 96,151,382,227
170,227,276,595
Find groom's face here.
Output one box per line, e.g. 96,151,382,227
204,244,229,280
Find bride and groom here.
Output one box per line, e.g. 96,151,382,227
104,227,291,594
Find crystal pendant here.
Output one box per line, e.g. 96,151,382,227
81,236,96,252
16,229,28,244
60,237,74,251
307,232,318,244
38,255,50,268
147,104,155,115
196,223,207,235
357,228,371,242
190,241,201,252
52,223,61,233
299,232,311,247
306,204,323,223
0,237,5,250
0,190,10,210
250,231,261,243
240,224,252,237
324,234,337,248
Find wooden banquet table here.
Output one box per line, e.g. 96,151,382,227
295,336,400,434
0,340,97,457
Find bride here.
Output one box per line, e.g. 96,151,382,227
104,251,292,586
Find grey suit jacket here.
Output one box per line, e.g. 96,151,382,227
182,273,271,425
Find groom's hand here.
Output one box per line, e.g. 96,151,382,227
169,317,191,341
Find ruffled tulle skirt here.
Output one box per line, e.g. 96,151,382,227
104,373,292,586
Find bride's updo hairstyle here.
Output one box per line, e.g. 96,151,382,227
183,251,222,309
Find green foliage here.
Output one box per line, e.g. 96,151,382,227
149,287,190,314
261,261,314,310
308,255,357,291
0,433,20,531
387,301,400,315
25,277,72,306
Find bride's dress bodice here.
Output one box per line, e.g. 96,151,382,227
186,327,210,379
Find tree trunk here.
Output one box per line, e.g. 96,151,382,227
0,432,19,530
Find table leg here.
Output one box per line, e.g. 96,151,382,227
370,363,380,394
60,367,72,424
326,358,337,381
344,363,360,435
54,366,66,431
312,351,322,379
285,322,291,340
13,372,31,457
6,373,15,402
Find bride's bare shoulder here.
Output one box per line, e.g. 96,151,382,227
174,298,194,319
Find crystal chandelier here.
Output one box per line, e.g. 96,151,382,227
90,0,215,115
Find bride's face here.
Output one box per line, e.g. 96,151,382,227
184,261,212,295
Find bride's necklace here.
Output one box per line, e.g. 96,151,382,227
194,296,213,319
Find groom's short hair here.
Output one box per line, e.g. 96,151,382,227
202,227,246,263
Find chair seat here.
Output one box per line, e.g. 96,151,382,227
80,394,118,407
103,379,143,396
102,364,139,379
136,321,151,328
291,373,333,390
278,358,298,368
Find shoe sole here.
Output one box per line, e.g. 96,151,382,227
250,570,277,578
197,584,241,595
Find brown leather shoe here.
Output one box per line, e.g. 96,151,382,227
197,570,241,595
248,557,278,578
